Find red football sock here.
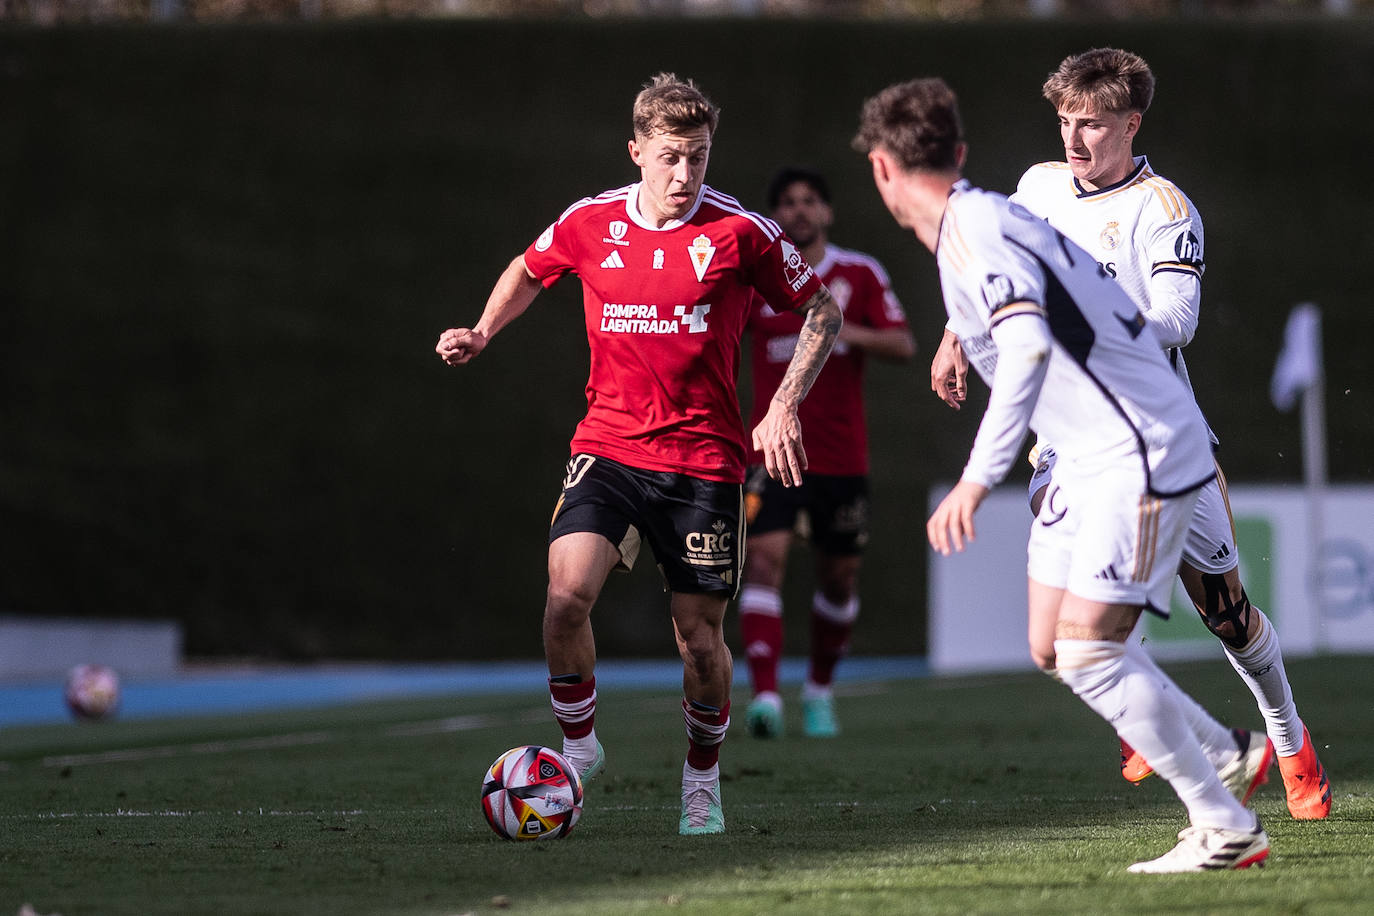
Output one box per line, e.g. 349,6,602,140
739,584,784,696
740,611,783,695
548,675,596,739
683,698,730,770
809,610,854,687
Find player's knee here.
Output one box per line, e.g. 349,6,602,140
1030,648,1057,673
1195,572,1255,651
544,582,596,628
677,628,727,674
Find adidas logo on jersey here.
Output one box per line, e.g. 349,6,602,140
1210,543,1232,563
600,251,626,269
1094,564,1121,582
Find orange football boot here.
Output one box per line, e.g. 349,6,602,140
1120,737,1155,783
1276,725,1332,819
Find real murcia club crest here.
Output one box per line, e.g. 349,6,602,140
689,234,716,282
535,223,556,252
1099,221,1121,251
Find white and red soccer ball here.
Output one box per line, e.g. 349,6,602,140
64,664,121,721
481,745,583,840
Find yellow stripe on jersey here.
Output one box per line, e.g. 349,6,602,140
1153,260,1203,275
1133,495,1163,583
989,301,1046,325
1144,176,1188,221
1085,169,1191,223
1214,461,1237,542
941,213,974,274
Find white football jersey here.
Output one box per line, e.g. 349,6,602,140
937,180,1214,495
1012,157,1207,419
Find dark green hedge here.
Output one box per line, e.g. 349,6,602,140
2,19,1371,659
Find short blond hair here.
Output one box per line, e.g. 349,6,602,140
632,72,719,141
1042,48,1155,114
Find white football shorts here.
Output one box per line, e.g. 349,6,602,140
1180,470,1240,574
1026,460,1203,616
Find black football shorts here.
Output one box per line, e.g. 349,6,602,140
549,453,744,597
743,465,870,556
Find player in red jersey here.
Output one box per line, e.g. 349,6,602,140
739,167,915,739
436,74,842,835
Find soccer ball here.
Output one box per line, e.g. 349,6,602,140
480,745,583,840
64,664,121,721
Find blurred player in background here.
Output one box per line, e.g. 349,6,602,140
931,47,1329,819
739,166,915,739
436,73,840,835
857,76,1271,872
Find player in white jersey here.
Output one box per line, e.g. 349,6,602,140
936,48,1330,819
856,76,1271,873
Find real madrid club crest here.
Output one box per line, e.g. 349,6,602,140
1099,221,1121,251
689,234,716,282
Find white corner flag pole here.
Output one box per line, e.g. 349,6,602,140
1272,304,1327,650
1301,308,1328,652
1271,303,1327,651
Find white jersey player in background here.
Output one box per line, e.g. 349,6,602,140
933,47,1330,820
856,76,1271,873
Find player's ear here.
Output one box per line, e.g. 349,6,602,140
955,142,968,169
1125,111,1142,141
628,138,643,167
869,150,890,183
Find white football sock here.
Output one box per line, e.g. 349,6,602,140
683,761,719,786
1221,607,1302,756
1122,637,1237,769
1056,639,1255,831
561,731,600,765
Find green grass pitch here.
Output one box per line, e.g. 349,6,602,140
2,656,1371,915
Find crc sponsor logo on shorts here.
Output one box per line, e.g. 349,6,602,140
599,303,711,334
684,519,734,568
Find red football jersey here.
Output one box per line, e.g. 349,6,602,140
523,182,824,483
746,245,908,475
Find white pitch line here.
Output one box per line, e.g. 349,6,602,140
42,730,332,768
1,808,374,822
384,706,547,736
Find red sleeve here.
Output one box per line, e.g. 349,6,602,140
522,215,580,289
745,232,823,312
855,264,909,330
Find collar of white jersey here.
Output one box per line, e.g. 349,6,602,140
624,182,707,231
1072,155,1149,199
936,179,975,253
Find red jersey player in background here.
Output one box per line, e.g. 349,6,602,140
436,75,841,835
740,167,915,739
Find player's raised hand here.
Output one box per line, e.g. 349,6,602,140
930,328,968,410
436,327,488,366
752,401,808,488
927,479,988,556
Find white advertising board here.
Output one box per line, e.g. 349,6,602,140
929,484,1374,674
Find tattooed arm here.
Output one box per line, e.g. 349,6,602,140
751,285,843,487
